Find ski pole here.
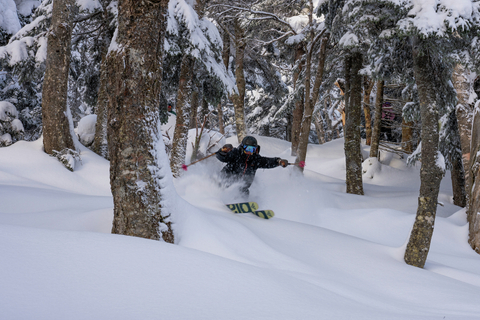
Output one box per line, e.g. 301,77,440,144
288,161,306,168
182,152,218,171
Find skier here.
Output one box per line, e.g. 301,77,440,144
216,136,288,197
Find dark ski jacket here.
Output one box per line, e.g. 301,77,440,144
216,147,280,180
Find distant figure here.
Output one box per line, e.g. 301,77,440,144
216,136,288,197
382,102,395,121
167,104,176,115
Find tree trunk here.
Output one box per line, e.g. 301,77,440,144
404,38,443,268
199,97,208,125
170,55,195,177
343,52,364,195
314,114,326,144
189,89,199,129
291,43,305,156
449,111,467,207
452,63,474,209
217,102,224,134
370,80,384,158
107,0,173,242
92,58,109,159
231,19,247,143
42,0,76,155
401,118,414,154
468,105,480,253
92,6,114,159
363,77,374,145
295,33,329,172
217,28,230,136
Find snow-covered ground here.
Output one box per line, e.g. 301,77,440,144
1,134,480,320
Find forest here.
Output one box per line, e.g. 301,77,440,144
1,0,480,272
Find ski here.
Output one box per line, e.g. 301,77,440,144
226,202,259,213
225,202,275,219
251,210,274,219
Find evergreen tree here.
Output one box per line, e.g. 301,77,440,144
165,0,235,177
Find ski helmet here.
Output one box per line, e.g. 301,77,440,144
241,136,257,147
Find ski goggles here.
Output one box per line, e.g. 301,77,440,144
242,145,257,154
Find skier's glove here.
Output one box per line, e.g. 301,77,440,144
278,159,288,168
220,144,233,153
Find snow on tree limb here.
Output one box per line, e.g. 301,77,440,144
389,0,480,36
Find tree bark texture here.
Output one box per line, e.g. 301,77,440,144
401,118,414,154
314,114,326,144
106,0,173,242
170,55,194,178
232,20,247,143
343,52,364,195
369,80,384,158
363,78,374,146
295,34,328,172
92,59,109,159
448,111,467,208
217,102,224,134
468,105,480,253
42,0,76,155
92,9,114,159
199,97,209,128
231,20,247,143
452,63,474,207
291,43,305,156
404,38,443,268
189,89,199,129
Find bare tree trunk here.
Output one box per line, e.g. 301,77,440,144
42,0,76,155
401,118,414,153
295,33,328,172
199,97,209,129
92,6,114,159
217,102,224,134
189,89,199,129
107,0,173,242
452,64,474,208
314,114,325,144
404,38,443,268
363,77,374,145
324,96,333,142
468,105,480,253
370,80,384,158
343,52,364,195
231,19,247,143
92,59,109,159
448,111,467,207
170,55,194,177
291,43,305,156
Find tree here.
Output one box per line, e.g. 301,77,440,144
294,0,329,173
165,0,234,176
363,77,374,145
343,51,364,195
41,0,76,155
369,81,384,158
170,54,194,177
0,0,52,142
404,36,445,268
231,18,248,143
468,102,480,252
106,0,174,242
452,63,474,203
388,1,480,267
